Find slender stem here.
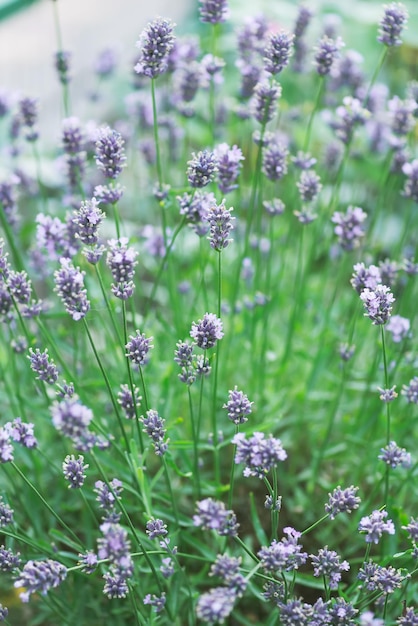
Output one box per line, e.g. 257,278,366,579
162,457,179,525
188,385,201,498
10,462,82,548
303,77,324,153
122,300,144,451
211,251,222,485
82,318,130,451
381,325,391,507
227,426,239,511
151,78,163,191
301,513,329,536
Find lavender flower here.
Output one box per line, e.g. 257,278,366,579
146,518,168,540
193,498,239,536
223,386,253,424
94,47,118,78
278,598,313,624
328,598,358,624
264,31,294,75
358,509,395,543
360,284,395,325
207,201,234,251
97,522,131,567
313,35,344,76
378,3,408,47
258,527,308,573
54,50,71,85
117,384,141,419
0,545,20,572
263,198,285,216
402,160,418,202
0,497,14,527
27,348,59,385
210,555,246,593
14,559,67,602
5,418,37,448
359,611,384,626
310,546,350,589
388,96,417,136
0,176,19,228
135,18,176,78
7,270,31,304
187,150,218,188
54,258,90,321
103,571,129,599
18,96,39,141
141,410,168,456
232,431,287,478
190,313,223,349
125,330,153,366
297,170,322,203
402,377,418,404
51,397,94,447
106,237,138,300
214,143,244,194
332,206,367,251
62,454,88,488
397,608,418,625
378,386,398,403
144,592,166,613
262,142,289,181
351,262,381,293
36,213,80,261
358,561,403,593
199,0,229,25
94,479,123,523
72,198,105,246
95,126,126,179
292,151,317,170
251,80,281,124
0,428,13,463
325,485,361,519
331,96,370,144
196,587,236,623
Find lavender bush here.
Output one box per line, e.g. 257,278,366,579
0,1,417,624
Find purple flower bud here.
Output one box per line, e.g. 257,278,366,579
207,201,235,251
296,170,322,203
325,485,361,519
187,150,218,188
214,143,244,194
54,258,90,321
141,410,168,456
125,330,153,366
117,384,141,420
54,50,71,85
358,510,395,543
402,377,418,404
402,159,418,202
378,440,411,468
190,312,223,349
313,35,344,76
332,206,367,251
223,386,253,424
262,142,289,181
62,454,88,488
199,0,229,25
378,2,408,47
264,31,294,75
95,126,126,180
135,18,176,78
360,284,395,325
251,80,281,124
232,431,287,478
193,498,239,536
14,559,67,603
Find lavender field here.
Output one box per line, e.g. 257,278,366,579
0,0,417,624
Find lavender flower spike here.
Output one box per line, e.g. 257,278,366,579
378,3,408,47
135,17,176,78
126,330,154,366
54,258,90,321
224,386,253,424
187,150,218,188
190,312,223,349
360,284,395,325
358,509,395,543
14,559,67,602
28,347,59,385
199,0,230,25
264,31,295,75
207,201,235,251
313,35,344,76
95,126,126,180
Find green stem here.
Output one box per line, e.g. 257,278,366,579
381,325,390,507
82,318,130,451
303,77,324,153
188,385,201,498
122,300,144,451
10,462,82,548
227,426,239,511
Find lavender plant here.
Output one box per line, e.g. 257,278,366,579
0,1,417,625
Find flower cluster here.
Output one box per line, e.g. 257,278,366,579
223,386,253,424
190,312,223,349
258,527,308,573
135,17,176,78
54,258,90,321
360,284,395,325
207,201,235,251
193,498,239,536
14,559,67,603
232,431,287,478
106,237,138,299
358,509,395,543
141,410,168,456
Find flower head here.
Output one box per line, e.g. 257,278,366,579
28,348,59,385
62,454,88,488
14,559,67,603
358,509,395,543
199,0,229,25
190,313,223,349
232,431,287,479
313,35,344,76
251,80,281,124
214,143,244,194
125,330,153,366
258,527,308,573
325,485,361,519
360,284,395,325
54,258,90,321
310,546,350,589
378,3,408,47
264,31,294,75
95,126,126,180
193,498,239,536
223,387,253,424
135,17,175,78
332,206,367,251
72,198,105,246
141,410,168,456
196,587,236,623
207,202,234,251
187,150,218,188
